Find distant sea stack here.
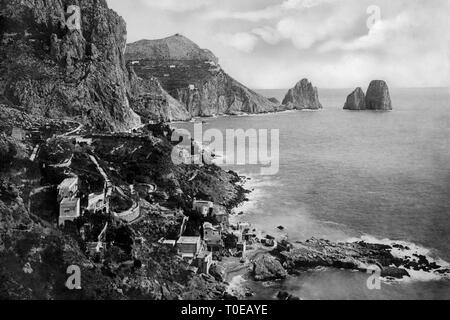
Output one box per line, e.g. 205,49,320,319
343,87,366,110
282,79,323,110
126,34,277,119
365,80,392,111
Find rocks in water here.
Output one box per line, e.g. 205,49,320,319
343,81,392,111
343,87,366,110
277,291,300,300
380,267,410,279
282,79,323,110
365,80,393,110
252,254,287,281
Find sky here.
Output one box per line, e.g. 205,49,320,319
107,0,450,89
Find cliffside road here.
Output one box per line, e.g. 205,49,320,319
60,121,83,137
88,154,141,223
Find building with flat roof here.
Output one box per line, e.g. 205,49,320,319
161,240,177,247
203,222,223,251
212,205,229,229
196,251,213,274
57,177,79,202
59,198,81,227
87,193,106,213
177,236,202,258
11,127,27,141
193,199,213,217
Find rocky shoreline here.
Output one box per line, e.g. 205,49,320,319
218,190,450,299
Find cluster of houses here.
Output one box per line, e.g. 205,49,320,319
161,199,248,275
10,126,42,143
57,176,108,227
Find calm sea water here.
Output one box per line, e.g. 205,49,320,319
175,88,450,300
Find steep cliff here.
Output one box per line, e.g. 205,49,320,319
126,35,278,118
365,80,393,111
128,65,191,122
343,87,366,110
0,0,141,132
282,79,323,110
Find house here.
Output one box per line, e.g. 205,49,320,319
237,241,246,258
193,199,213,217
87,193,106,213
238,222,250,232
196,251,213,274
75,137,93,146
212,205,229,229
57,177,79,202
161,240,176,247
177,236,202,259
59,198,81,227
86,242,106,260
30,129,42,143
11,127,26,141
203,222,223,251
189,84,195,90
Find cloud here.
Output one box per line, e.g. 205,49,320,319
139,0,213,12
252,26,281,45
318,12,412,52
204,0,336,22
217,32,259,53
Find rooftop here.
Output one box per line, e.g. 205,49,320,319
58,177,78,190
177,236,201,245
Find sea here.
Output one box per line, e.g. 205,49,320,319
174,87,450,300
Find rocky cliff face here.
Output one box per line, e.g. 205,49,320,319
0,0,142,132
282,79,323,110
343,87,366,110
365,80,392,111
126,35,278,118
128,65,191,122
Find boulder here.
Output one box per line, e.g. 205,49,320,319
209,264,226,282
282,79,323,110
365,80,393,110
277,291,300,300
252,254,287,281
381,267,410,279
343,87,366,110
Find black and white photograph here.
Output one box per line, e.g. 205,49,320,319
0,0,449,306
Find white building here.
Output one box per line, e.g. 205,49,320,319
59,198,81,227
203,222,223,250
57,177,79,202
11,127,27,141
87,193,106,213
177,236,202,259
193,200,213,217
196,251,213,274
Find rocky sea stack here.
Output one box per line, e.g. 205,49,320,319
365,80,393,111
343,87,366,110
282,79,323,110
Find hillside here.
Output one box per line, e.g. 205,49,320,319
126,34,218,63
126,35,279,118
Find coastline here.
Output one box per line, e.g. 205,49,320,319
221,168,450,300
